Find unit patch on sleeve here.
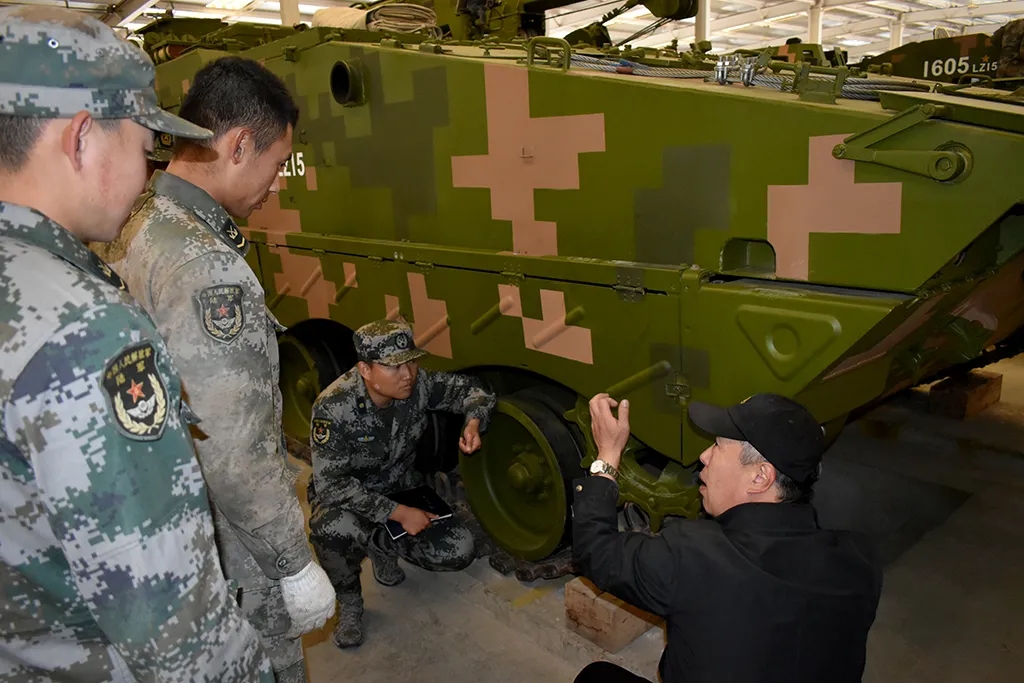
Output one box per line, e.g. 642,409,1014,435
197,284,245,344
103,342,168,441
311,418,332,446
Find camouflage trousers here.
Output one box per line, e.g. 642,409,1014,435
308,503,475,596
211,504,306,683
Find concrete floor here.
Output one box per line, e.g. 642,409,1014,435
294,356,1024,683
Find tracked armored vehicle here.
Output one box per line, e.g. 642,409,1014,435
855,31,1003,83
852,18,1024,90
139,0,1024,563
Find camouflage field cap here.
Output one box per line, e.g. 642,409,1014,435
0,6,211,140
354,320,429,366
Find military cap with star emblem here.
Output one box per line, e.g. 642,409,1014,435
353,320,428,366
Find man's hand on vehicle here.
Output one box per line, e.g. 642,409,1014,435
588,393,630,471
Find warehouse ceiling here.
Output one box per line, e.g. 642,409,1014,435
547,0,1024,57
1,0,1021,58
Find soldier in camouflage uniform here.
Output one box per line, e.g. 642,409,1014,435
90,57,335,682
994,18,1024,79
308,320,496,648
0,6,275,681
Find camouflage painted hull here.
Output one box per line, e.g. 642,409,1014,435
855,32,1003,83
150,23,1024,547
852,18,1022,88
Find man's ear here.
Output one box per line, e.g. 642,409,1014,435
219,127,251,165
357,361,372,382
61,111,95,172
749,461,777,495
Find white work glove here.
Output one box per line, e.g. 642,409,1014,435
279,561,336,638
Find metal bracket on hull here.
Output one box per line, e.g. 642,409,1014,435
769,60,849,104
525,36,572,72
832,103,973,182
613,267,646,302
663,376,690,403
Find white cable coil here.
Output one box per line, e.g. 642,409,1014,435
312,4,441,38
367,4,442,38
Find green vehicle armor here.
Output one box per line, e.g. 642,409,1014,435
136,0,1024,562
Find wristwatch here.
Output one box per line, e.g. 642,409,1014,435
589,459,618,479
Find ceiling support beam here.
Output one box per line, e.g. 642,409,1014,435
902,0,1024,23
695,0,711,42
712,1,810,32
281,0,301,26
890,17,904,50
103,0,160,26
817,0,1024,32
807,0,823,43
822,0,879,7
963,22,1005,35
822,16,888,39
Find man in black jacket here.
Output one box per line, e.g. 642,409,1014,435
571,393,882,683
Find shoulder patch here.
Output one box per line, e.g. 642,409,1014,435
102,342,169,441
197,284,245,344
311,418,332,446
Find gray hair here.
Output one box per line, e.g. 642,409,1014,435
739,441,819,504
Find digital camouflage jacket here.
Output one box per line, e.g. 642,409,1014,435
308,366,495,523
91,171,311,581
0,201,273,682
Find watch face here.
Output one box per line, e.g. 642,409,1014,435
589,460,601,473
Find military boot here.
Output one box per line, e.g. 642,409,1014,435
333,594,363,648
368,527,405,586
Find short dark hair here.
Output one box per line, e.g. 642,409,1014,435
0,116,121,173
175,56,299,154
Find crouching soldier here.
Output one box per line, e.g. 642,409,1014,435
307,320,497,648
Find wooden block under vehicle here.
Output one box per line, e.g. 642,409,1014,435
565,576,662,653
928,370,1003,420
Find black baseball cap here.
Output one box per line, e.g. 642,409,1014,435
688,393,825,485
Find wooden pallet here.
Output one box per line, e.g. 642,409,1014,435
564,577,662,653
928,370,1003,420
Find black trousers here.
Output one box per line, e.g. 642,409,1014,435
574,662,652,683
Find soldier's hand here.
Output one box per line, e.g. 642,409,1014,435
279,561,337,639
392,504,437,536
459,418,482,454
589,393,630,468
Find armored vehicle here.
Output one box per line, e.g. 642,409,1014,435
139,0,1024,563
855,31,1002,83
728,39,849,69
853,18,1024,90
